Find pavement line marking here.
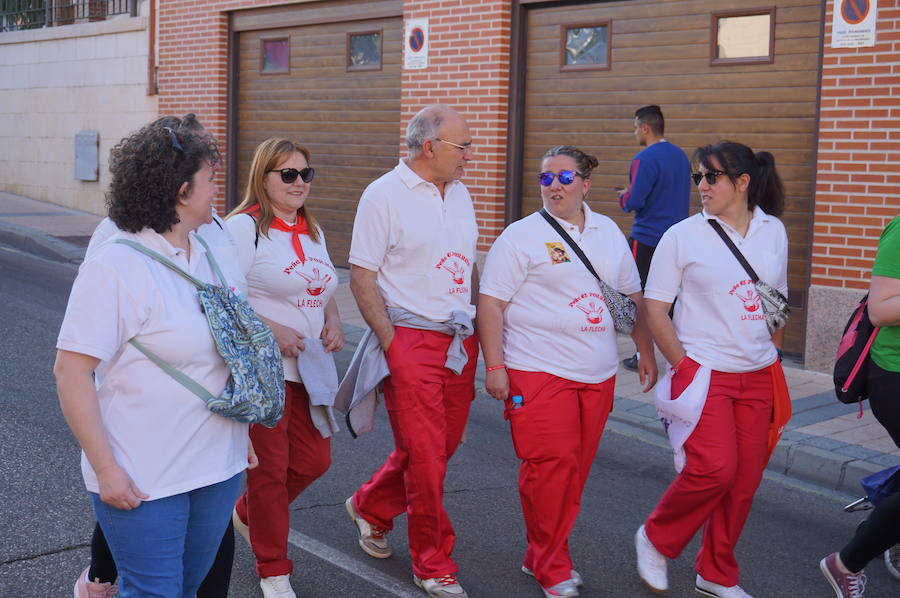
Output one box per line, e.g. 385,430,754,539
287,529,421,598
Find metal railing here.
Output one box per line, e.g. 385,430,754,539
1,1,138,33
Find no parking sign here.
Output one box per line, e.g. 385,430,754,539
404,18,428,70
832,0,878,48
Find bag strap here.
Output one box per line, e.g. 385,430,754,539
128,338,216,402
191,233,229,288
114,239,206,289
707,219,759,283
539,208,603,283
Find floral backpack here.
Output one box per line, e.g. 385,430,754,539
116,236,284,428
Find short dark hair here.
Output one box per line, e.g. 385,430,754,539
106,114,219,233
634,105,664,136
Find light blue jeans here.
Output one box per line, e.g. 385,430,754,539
91,473,241,598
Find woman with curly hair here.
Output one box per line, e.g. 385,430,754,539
54,115,255,597
226,138,343,598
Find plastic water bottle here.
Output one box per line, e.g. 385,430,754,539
511,395,524,409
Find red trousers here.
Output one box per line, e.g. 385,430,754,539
354,327,479,579
235,381,331,578
507,370,616,588
645,366,774,586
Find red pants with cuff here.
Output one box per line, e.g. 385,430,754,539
507,369,616,589
235,381,331,578
644,365,775,587
353,327,479,580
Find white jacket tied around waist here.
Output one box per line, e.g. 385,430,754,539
334,307,474,437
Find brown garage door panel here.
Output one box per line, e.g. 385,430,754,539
519,0,821,354
236,14,401,267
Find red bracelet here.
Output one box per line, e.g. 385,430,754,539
672,356,690,372
486,364,506,372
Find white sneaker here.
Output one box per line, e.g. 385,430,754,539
539,579,579,597
695,575,753,598
259,574,297,598
232,507,249,544
635,525,668,593
885,544,900,581
521,565,583,586
345,496,391,558
413,574,468,597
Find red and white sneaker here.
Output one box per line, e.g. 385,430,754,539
820,553,867,598
413,573,468,597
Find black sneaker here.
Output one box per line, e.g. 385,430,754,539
622,354,639,371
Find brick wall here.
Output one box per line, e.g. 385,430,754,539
813,0,900,291
401,0,511,249
157,0,512,250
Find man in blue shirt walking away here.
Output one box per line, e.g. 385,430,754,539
618,105,691,371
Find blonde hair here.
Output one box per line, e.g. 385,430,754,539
227,138,320,242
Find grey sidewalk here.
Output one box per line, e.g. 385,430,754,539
2,190,897,499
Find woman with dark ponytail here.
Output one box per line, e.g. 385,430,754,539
634,140,790,598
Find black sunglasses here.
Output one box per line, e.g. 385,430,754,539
539,170,585,186
691,170,728,186
268,167,315,184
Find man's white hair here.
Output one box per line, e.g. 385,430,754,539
405,104,455,158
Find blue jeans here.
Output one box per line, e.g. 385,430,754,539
91,473,242,598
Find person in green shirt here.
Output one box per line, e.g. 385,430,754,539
820,215,900,597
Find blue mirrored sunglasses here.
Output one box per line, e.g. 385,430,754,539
539,170,584,186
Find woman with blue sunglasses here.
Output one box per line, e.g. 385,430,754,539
478,145,657,598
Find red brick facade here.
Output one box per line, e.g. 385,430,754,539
813,0,900,290
157,0,899,268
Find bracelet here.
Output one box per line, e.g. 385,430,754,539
486,364,507,372
672,355,690,372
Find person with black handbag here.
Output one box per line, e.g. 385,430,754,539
633,141,791,598
820,213,900,598
478,145,657,598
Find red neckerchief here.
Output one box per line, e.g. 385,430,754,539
243,204,308,264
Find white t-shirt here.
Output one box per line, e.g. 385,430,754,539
57,228,249,500
480,205,642,383
226,213,338,383
84,214,247,296
349,160,478,321
645,207,788,372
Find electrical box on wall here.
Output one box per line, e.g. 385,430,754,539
74,131,99,181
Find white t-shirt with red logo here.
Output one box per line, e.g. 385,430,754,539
645,207,788,373
227,213,339,383
349,160,478,321
57,228,249,500
480,205,641,384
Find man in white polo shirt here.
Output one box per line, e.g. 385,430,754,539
343,105,479,598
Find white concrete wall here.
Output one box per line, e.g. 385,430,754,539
0,3,157,215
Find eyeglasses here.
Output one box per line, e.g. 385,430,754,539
691,170,728,186
268,167,315,184
435,138,473,152
162,126,183,152
539,170,585,186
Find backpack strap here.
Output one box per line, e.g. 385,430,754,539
114,239,205,289
191,233,229,288
128,338,216,402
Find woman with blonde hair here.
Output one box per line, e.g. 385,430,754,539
227,138,344,598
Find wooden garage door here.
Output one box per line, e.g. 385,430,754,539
234,6,402,267
518,0,822,354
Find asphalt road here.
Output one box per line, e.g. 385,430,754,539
0,245,897,597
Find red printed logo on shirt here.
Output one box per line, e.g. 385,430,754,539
729,280,765,321
569,292,607,332
435,251,471,294
296,267,332,296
